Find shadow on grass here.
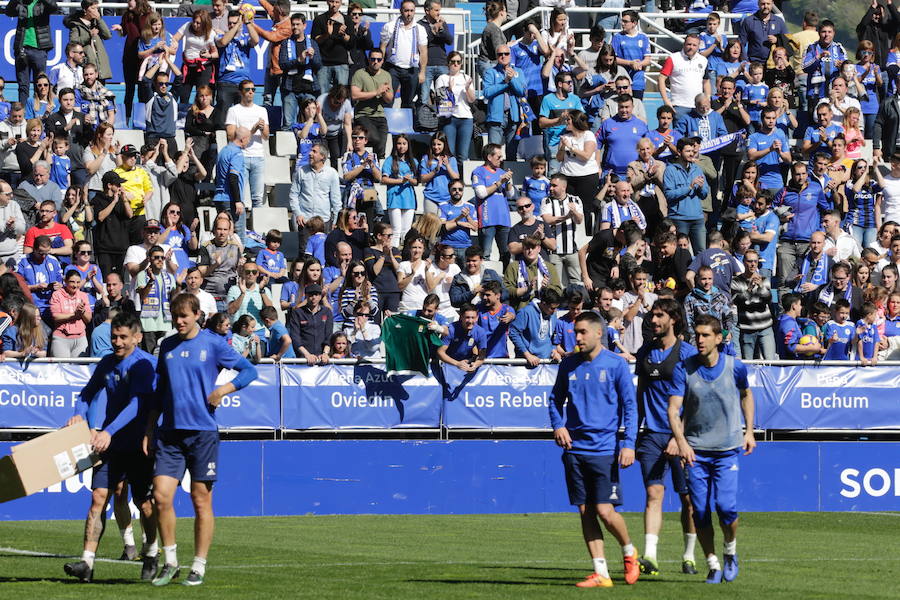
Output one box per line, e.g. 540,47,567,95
0,576,144,585
407,578,562,586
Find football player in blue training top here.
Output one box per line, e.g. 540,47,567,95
668,314,756,584
144,293,258,587
64,311,159,583
549,311,640,588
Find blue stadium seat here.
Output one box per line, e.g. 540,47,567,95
132,104,146,130
386,108,416,135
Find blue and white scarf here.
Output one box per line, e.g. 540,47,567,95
389,18,419,68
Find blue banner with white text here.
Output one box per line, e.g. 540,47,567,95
442,363,556,429
1,361,899,431
281,363,442,429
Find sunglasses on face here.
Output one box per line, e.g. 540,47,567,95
242,86,255,91
441,254,455,259
449,59,462,64
352,270,366,276
151,255,165,260
369,57,383,62
496,51,510,56
352,135,367,139
245,269,258,275
351,12,362,16
78,250,92,255
516,204,532,211
450,187,464,192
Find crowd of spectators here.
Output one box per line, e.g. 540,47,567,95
0,0,898,369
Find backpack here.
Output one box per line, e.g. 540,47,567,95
13,188,37,230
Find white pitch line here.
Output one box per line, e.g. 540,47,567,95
2,547,899,570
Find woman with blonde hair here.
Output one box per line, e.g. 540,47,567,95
2,302,47,359
842,107,865,160
403,212,442,260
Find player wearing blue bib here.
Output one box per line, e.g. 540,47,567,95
634,299,700,577
63,311,159,584
145,294,258,587
668,314,756,584
550,311,640,588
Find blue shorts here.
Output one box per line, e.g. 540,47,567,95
92,450,154,502
154,430,220,483
562,452,622,507
686,448,741,528
636,431,688,495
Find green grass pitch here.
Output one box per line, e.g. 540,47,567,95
0,512,896,598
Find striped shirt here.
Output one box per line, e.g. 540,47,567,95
730,274,774,333
540,194,582,256
339,286,380,322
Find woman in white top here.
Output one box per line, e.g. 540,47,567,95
433,51,476,172
557,110,600,234
427,243,461,320
398,236,431,312
83,122,120,194
541,7,574,55
170,9,218,103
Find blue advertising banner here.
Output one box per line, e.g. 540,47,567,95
0,362,91,429
281,364,442,429
442,363,555,429
2,440,899,520
214,363,280,429
753,365,900,430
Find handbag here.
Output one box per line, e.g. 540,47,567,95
415,102,439,132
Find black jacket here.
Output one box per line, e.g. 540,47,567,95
872,95,900,153
5,0,59,54
857,3,900,69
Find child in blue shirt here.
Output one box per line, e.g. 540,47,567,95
260,306,296,360
743,62,769,127
735,187,756,232
256,229,288,283
304,216,327,265
50,137,71,202
605,307,634,361
823,300,855,360
522,156,550,206
856,302,880,365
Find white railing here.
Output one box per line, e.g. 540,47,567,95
465,7,745,90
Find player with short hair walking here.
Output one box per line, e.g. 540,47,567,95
668,314,756,584
549,311,640,588
64,311,159,583
634,298,699,576
144,293,258,586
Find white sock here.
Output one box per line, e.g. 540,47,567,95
707,554,721,571
142,540,159,558
684,533,697,561
622,542,636,557
81,550,95,569
121,525,135,547
163,544,178,567
724,539,736,555
644,534,659,561
191,556,207,577
592,557,610,578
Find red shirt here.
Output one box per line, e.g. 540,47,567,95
24,222,74,251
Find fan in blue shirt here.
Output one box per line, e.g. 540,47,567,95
437,305,487,371
856,307,880,364
822,310,855,361
747,108,790,190
597,99,649,176
611,17,651,96
476,283,515,359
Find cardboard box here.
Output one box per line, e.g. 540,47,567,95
0,421,100,503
